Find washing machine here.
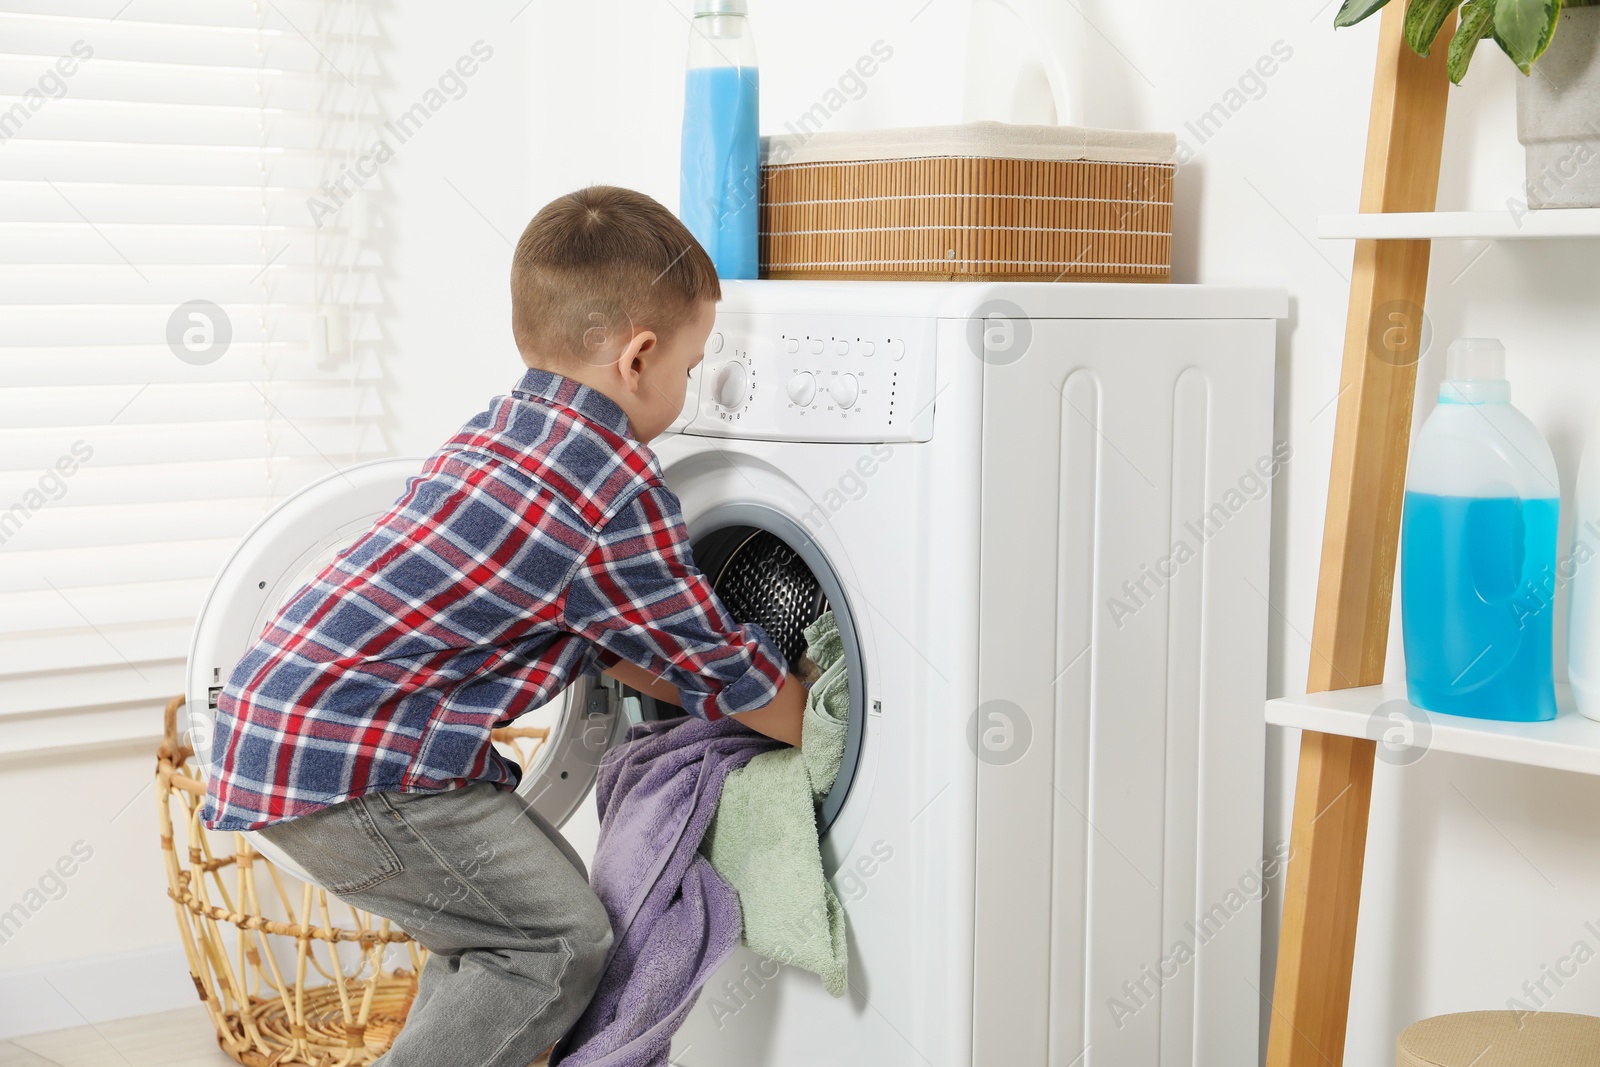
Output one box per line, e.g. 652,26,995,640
186,279,1284,1067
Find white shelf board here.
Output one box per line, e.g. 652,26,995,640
1317,207,1600,241
1266,683,1600,777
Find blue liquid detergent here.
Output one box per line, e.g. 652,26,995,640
681,65,759,279
1401,491,1559,721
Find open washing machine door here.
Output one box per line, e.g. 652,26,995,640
183,457,633,883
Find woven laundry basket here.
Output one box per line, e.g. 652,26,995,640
157,695,554,1066
1397,1011,1600,1066
758,120,1177,282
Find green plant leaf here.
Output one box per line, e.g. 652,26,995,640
1447,0,1496,81
1407,0,1464,55
1335,0,1395,28
1493,0,1560,72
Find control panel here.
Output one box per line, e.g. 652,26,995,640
683,312,936,443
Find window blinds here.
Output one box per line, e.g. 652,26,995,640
0,0,383,754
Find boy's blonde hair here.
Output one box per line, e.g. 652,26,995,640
511,185,722,367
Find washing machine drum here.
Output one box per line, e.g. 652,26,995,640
698,529,828,671
185,458,862,881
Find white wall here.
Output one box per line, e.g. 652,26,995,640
9,1,1600,1061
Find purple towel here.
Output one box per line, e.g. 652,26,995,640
552,715,780,1067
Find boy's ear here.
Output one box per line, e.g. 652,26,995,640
615,329,659,394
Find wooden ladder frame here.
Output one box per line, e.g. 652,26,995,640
1265,5,1457,1065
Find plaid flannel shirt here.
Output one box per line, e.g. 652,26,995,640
201,368,788,832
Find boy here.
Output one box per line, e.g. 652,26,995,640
201,185,807,1067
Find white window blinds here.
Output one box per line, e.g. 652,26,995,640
0,0,383,754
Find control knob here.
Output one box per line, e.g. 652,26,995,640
713,361,747,409
829,374,859,409
786,372,816,406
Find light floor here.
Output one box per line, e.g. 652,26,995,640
0,1006,236,1066
0,1007,555,1066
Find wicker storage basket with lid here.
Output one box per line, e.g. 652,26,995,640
758,120,1176,282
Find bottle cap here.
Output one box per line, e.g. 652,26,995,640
694,0,747,12
1446,337,1505,382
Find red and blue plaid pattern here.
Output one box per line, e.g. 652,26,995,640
201,369,787,832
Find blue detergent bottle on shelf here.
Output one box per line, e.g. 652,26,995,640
680,0,759,280
1401,338,1560,721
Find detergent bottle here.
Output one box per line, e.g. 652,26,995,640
680,0,760,279
1400,338,1559,721
1567,415,1600,721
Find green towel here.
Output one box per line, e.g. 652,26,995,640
701,610,850,997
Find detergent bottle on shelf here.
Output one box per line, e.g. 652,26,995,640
679,0,760,279
1400,338,1560,722
1568,417,1600,722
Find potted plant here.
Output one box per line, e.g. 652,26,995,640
1336,0,1600,208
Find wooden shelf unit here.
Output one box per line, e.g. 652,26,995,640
1267,3,1600,1064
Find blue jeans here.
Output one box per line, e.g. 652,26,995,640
256,780,612,1067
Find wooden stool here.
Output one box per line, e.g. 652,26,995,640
1398,1011,1600,1066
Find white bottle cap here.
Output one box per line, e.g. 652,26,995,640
695,0,747,12
1446,337,1505,382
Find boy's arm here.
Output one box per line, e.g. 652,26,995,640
601,659,681,707
725,673,806,747
566,484,793,737
601,660,806,747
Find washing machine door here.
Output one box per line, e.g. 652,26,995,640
183,457,632,882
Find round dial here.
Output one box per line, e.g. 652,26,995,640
786,372,816,406
829,374,859,409
713,361,747,409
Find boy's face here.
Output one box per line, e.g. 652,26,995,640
620,299,715,441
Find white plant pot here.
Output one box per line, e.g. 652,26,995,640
1516,4,1600,209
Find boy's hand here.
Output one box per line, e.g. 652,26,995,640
602,661,806,747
